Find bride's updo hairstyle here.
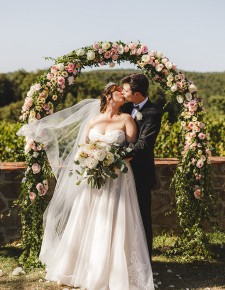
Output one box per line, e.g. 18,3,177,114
100,82,121,113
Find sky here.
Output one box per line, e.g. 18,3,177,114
0,0,225,73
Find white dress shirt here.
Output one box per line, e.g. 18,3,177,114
131,97,148,118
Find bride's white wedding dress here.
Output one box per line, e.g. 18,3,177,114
40,128,155,290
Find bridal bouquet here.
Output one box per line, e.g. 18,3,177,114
73,141,132,189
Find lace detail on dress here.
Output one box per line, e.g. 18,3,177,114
128,224,152,289
89,129,126,145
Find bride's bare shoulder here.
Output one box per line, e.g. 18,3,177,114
120,113,133,121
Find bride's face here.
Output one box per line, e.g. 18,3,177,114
110,87,125,106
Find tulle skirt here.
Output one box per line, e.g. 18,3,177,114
39,164,154,290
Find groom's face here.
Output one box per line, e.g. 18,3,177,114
122,83,136,103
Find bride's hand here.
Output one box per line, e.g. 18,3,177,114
124,157,133,162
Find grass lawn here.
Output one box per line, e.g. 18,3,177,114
0,234,225,290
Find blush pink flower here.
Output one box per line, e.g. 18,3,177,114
141,45,148,54
104,51,111,59
51,65,58,74
194,186,202,199
196,160,204,168
112,54,118,60
47,73,54,80
136,48,142,55
198,132,205,140
39,189,47,196
31,163,41,174
29,192,36,202
57,76,65,85
98,49,104,54
36,183,44,192
124,45,129,53
93,42,100,50
68,76,75,85
128,42,137,50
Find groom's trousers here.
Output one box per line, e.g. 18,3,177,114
132,169,153,260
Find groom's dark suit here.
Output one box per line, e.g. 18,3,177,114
122,99,161,258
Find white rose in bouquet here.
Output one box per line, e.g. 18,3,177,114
93,149,107,162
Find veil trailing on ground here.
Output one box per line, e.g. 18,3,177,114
17,98,100,262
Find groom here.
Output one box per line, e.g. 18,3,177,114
121,73,161,259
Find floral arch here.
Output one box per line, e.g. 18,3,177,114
19,41,215,267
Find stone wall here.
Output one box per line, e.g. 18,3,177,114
0,158,225,245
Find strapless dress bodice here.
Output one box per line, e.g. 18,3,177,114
88,128,126,145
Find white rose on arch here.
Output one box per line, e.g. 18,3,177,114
76,48,85,56
102,42,111,50
189,84,197,93
87,51,95,61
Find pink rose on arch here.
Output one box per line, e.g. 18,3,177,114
128,42,137,50
141,45,148,54
32,163,41,174
198,132,205,140
29,192,36,202
196,160,204,168
104,51,111,59
93,42,100,50
38,188,47,196
194,186,202,199
68,76,75,85
51,65,58,74
124,45,129,53
47,73,54,80
57,76,65,85
36,183,44,192
162,69,169,75
43,104,50,111
136,48,142,55
98,49,104,54
195,173,202,180
112,54,118,61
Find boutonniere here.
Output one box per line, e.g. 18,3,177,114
135,111,143,121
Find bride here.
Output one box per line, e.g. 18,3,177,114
18,82,155,290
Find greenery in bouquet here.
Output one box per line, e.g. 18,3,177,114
73,141,132,189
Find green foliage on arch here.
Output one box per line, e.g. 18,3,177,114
18,41,217,267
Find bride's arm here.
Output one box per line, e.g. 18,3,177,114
85,119,94,143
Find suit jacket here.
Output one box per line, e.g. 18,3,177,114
121,99,161,189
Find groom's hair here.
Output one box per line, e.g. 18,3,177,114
121,73,149,97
